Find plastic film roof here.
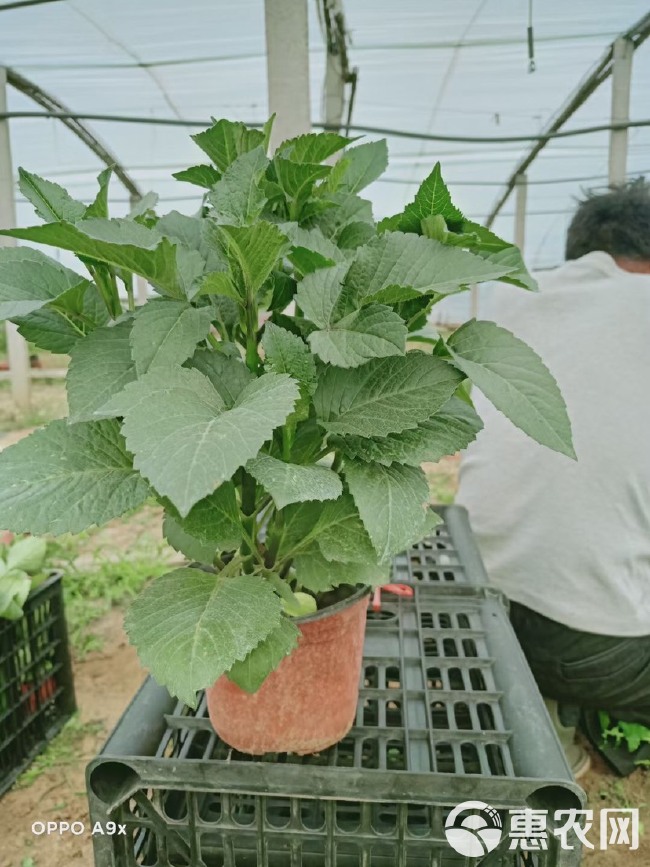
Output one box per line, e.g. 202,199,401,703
1,0,649,319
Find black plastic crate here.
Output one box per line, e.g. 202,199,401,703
392,506,489,589
0,572,76,796
87,589,585,867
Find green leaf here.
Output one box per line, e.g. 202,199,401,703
344,232,518,304
208,147,269,226
447,319,575,458
273,159,330,204
0,247,90,320
166,482,243,550
0,219,205,299
261,322,317,395
281,223,344,275
13,283,109,354
293,549,387,593
185,348,253,407
308,303,407,368
247,454,342,509
295,263,352,327
6,536,47,573
156,211,226,272
337,221,376,250
172,164,221,189
337,397,483,466
67,320,136,423
107,367,299,515
345,461,430,561
227,617,300,693
130,299,213,375
125,569,283,706
18,168,87,223
314,192,374,239
128,192,159,220
162,513,217,564
398,162,464,231
0,419,151,535
277,493,376,565
334,140,388,193
0,571,31,620
209,222,289,297
85,168,112,219
280,132,351,164
192,119,266,172
314,354,464,437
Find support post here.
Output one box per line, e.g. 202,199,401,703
264,0,311,151
514,173,528,252
609,37,633,185
0,67,30,411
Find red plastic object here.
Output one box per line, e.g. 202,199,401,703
207,587,370,755
371,583,414,612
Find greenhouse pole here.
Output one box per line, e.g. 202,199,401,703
514,173,528,251
0,67,30,410
609,37,633,185
264,0,311,151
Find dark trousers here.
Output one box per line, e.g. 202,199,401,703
509,601,650,728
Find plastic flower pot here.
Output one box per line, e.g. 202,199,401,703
206,585,370,755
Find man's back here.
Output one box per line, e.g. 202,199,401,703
457,251,650,636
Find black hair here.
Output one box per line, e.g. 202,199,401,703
565,179,650,261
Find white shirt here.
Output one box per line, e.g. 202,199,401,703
456,252,650,636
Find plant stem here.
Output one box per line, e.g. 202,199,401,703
244,298,259,373
240,470,259,572
331,451,342,472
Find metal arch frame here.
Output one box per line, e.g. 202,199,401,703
6,68,142,199
485,10,650,228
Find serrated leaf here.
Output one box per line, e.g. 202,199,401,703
398,162,464,231
125,569,282,706
295,263,352,326
14,282,109,354
0,419,150,535
0,219,205,299
337,397,483,465
447,319,575,458
277,493,376,565
334,140,388,193
163,513,217,564
6,536,47,573
345,461,430,561
274,159,330,203
308,303,407,368
261,323,317,395
172,164,221,189
156,211,226,272
85,168,112,219
18,168,87,223
185,348,252,407
247,454,342,509
67,320,136,423
128,192,159,220
314,354,464,437
280,132,352,164
227,617,300,693
209,222,289,297
130,299,213,375
337,221,375,250
0,247,90,320
107,367,299,515
281,223,345,275
315,192,374,239
0,571,31,620
344,232,518,304
208,147,269,226
192,119,266,172
167,482,243,550
293,549,386,593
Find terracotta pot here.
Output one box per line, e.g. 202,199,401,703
206,585,370,755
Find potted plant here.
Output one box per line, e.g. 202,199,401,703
0,118,573,754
